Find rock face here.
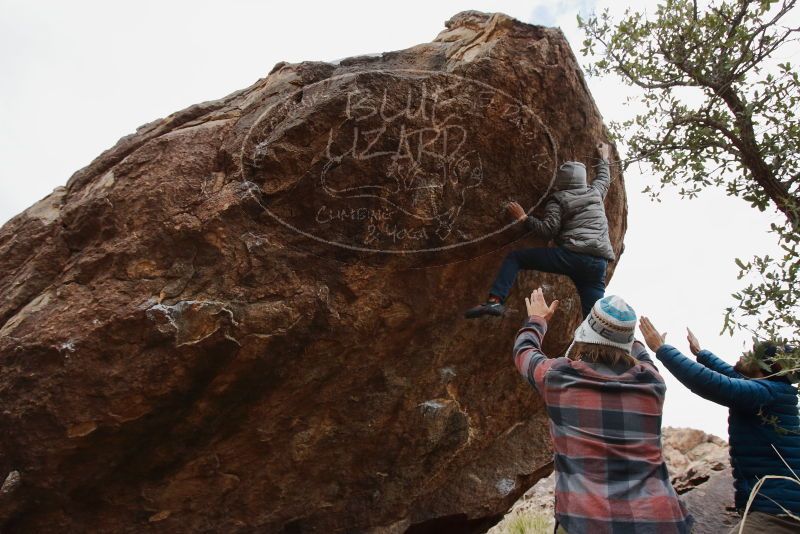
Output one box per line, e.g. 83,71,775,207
0,11,626,533
681,468,741,534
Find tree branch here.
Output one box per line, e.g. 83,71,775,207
592,30,691,89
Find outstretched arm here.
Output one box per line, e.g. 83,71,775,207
513,289,560,393
655,345,773,410
513,317,550,392
639,317,773,410
591,142,612,199
696,349,740,378
591,159,612,199
686,328,740,377
523,199,562,239
631,340,660,372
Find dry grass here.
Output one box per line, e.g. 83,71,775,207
737,444,800,533
495,510,553,534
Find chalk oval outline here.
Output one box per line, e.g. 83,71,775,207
239,68,558,255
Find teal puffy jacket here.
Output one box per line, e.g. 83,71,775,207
655,345,800,515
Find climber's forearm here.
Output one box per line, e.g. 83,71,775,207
523,201,561,238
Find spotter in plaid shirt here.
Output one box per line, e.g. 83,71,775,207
514,315,693,534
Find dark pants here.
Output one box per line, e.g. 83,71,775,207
489,246,608,317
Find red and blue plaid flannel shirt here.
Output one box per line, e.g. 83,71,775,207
514,316,693,534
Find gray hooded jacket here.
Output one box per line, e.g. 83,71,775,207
523,159,615,261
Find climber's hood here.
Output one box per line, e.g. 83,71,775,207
555,161,587,190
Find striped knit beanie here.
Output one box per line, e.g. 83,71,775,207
568,295,637,355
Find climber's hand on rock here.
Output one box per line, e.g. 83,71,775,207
639,317,667,352
597,142,610,161
687,328,702,356
525,288,559,321
507,201,527,222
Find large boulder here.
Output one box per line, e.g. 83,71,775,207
0,11,626,533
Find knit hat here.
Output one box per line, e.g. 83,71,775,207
567,295,637,356
555,161,587,190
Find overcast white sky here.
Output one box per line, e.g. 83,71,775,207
0,0,791,439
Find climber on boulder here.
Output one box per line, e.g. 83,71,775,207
465,142,615,319
639,318,800,533
514,289,693,533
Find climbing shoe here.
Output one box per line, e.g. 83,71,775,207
464,301,506,319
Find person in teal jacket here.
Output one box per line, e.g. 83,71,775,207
639,317,800,533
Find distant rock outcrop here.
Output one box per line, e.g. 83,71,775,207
662,426,729,493
663,427,740,533
0,11,626,533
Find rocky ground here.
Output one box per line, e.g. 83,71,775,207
488,427,737,533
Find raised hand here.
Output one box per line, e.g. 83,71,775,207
525,288,559,321
639,316,668,352
506,201,527,222
687,328,702,356
597,142,610,161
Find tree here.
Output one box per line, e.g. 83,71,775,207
579,0,800,371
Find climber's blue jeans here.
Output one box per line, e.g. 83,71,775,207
488,246,608,317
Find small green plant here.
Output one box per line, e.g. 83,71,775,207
502,510,553,534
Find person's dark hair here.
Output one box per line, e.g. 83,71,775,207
750,340,797,382
569,342,637,368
